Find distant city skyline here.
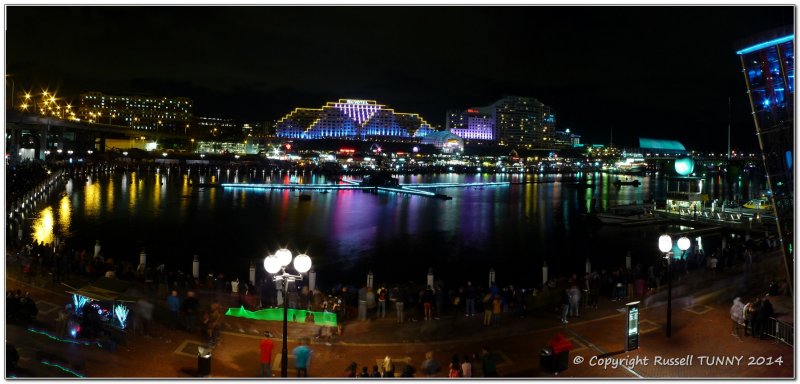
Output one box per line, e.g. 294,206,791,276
6,6,794,151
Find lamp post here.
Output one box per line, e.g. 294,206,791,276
658,234,690,338
264,248,312,377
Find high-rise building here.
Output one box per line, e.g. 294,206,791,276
275,99,435,141
193,116,238,137
736,29,794,291
78,92,193,133
446,108,495,141
451,96,557,148
483,96,557,148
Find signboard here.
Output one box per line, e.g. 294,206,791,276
626,301,640,351
346,99,369,105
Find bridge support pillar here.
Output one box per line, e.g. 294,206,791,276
8,126,21,166
37,124,49,161
96,133,106,153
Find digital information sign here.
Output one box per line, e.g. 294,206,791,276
626,301,640,351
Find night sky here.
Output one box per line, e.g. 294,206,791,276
5,6,795,151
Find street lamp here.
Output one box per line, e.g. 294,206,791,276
658,234,690,338
264,249,312,377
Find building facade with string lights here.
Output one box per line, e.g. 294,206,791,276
275,99,436,141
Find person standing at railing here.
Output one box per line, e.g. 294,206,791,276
730,297,744,339
757,299,774,340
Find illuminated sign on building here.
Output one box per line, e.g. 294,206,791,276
346,99,369,105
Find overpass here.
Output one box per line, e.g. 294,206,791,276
5,109,187,163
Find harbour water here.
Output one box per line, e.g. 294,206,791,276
25,168,765,288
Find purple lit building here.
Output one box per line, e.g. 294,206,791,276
275,99,435,141
446,108,495,141
447,96,559,149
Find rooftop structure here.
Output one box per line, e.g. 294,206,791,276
275,99,435,141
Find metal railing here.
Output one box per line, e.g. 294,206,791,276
764,317,794,346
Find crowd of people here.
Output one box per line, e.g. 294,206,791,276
340,347,499,378
6,289,39,324
730,295,777,340
6,161,50,207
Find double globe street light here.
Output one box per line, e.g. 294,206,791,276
658,234,691,338
263,249,312,377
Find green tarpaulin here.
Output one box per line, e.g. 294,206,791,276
225,306,337,327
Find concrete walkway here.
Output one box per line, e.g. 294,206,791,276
5,251,793,378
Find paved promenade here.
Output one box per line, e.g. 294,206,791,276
5,251,794,378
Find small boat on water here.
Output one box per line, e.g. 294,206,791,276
595,204,663,225
614,179,640,187
319,190,329,194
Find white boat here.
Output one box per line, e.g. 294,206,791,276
595,205,665,225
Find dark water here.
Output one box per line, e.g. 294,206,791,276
26,169,765,289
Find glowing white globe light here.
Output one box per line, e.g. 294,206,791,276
674,158,695,176
293,254,312,273
658,235,673,253
275,248,292,267
263,255,281,274
677,237,691,251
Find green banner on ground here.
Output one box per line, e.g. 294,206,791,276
224,306,337,327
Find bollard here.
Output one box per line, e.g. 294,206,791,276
192,255,200,279
489,268,495,287
367,271,374,289
139,249,147,267
309,269,316,292
542,262,548,286
427,268,434,289
249,263,256,286
95,240,102,258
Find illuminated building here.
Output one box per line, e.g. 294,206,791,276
275,99,435,140
452,96,557,148
78,92,193,133
446,108,495,141
193,116,238,137
638,138,688,155
554,129,581,147
736,30,794,290
421,131,464,154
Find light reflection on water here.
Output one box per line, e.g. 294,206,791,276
27,170,764,286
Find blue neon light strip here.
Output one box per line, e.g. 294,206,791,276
28,327,98,347
376,186,437,197
399,182,510,189
221,183,367,190
737,35,794,55
40,360,85,378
